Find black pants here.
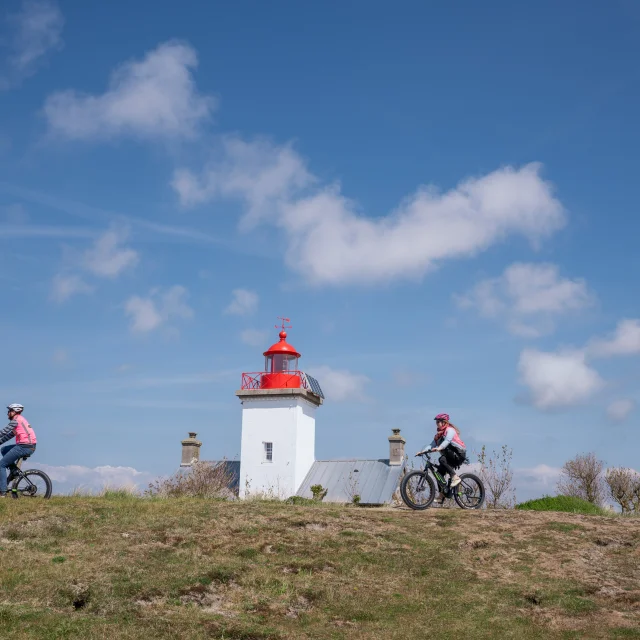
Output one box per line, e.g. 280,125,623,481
437,447,466,481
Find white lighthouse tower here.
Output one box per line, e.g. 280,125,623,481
236,318,323,499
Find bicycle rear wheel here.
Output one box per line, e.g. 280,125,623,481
11,470,53,499
453,473,484,509
400,470,436,510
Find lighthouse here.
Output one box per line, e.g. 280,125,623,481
236,318,324,499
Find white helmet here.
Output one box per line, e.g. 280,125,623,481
7,404,24,413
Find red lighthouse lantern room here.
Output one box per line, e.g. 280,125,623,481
261,318,301,389
240,317,325,398
240,318,304,391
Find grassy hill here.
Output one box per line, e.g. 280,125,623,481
0,497,638,639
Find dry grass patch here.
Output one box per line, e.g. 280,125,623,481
0,498,637,638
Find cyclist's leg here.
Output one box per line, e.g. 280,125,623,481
447,448,466,486
0,444,14,458
0,445,21,494
433,456,452,504
438,451,457,479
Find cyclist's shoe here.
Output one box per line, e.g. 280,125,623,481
0,493,7,498
434,492,445,504
450,475,462,488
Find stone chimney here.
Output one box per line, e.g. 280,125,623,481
181,432,202,467
388,428,405,465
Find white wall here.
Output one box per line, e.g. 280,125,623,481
294,401,316,492
238,396,317,499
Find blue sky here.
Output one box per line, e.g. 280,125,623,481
1,0,638,498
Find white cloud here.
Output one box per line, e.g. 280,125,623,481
83,227,138,278
174,138,314,223
43,40,215,140
1,0,64,89
607,399,635,423
518,348,604,410
125,285,193,333
225,288,259,315
125,296,162,332
173,139,565,285
172,137,314,227
240,329,269,347
516,318,640,413
51,273,93,303
588,319,640,358
307,365,370,402
32,463,152,494
515,464,562,491
456,262,593,337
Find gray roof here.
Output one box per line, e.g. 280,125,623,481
296,459,405,505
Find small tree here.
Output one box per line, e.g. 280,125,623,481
557,452,605,506
477,445,516,509
605,467,640,514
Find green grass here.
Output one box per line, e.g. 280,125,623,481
516,495,608,516
0,497,637,639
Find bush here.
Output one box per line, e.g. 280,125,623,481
515,495,608,516
146,461,236,499
605,467,640,514
557,452,606,506
310,484,328,501
477,444,516,508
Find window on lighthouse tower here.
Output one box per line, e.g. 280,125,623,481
263,442,273,463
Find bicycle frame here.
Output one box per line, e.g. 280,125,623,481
11,468,34,492
418,453,456,498
9,458,41,496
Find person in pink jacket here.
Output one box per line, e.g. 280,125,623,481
416,413,467,504
0,404,37,497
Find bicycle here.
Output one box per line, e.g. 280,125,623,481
7,455,52,500
400,452,484,510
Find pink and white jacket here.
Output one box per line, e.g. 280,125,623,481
427,426,466,453
0,415,37,446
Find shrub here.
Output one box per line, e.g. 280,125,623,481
605,467,640,514
477,444,516,509
557,452,606,506
146,461,236,499
310,484,328,501
516,495,608,516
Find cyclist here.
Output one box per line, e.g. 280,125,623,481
416,413,467,504
0,404,37,497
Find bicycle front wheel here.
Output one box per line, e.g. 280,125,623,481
11,470,53,499
453,473,484,509
400,470,436,510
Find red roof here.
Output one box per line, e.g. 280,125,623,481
263,331,301,358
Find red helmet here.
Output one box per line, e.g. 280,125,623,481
434,413,449,423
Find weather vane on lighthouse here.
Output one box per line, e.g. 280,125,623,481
275,316,292,332
275,317,292,340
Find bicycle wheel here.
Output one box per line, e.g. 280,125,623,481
453,473,484,510
400,470,436,510
11,470,53,499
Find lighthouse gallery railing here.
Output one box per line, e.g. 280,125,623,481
240,371,324,398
